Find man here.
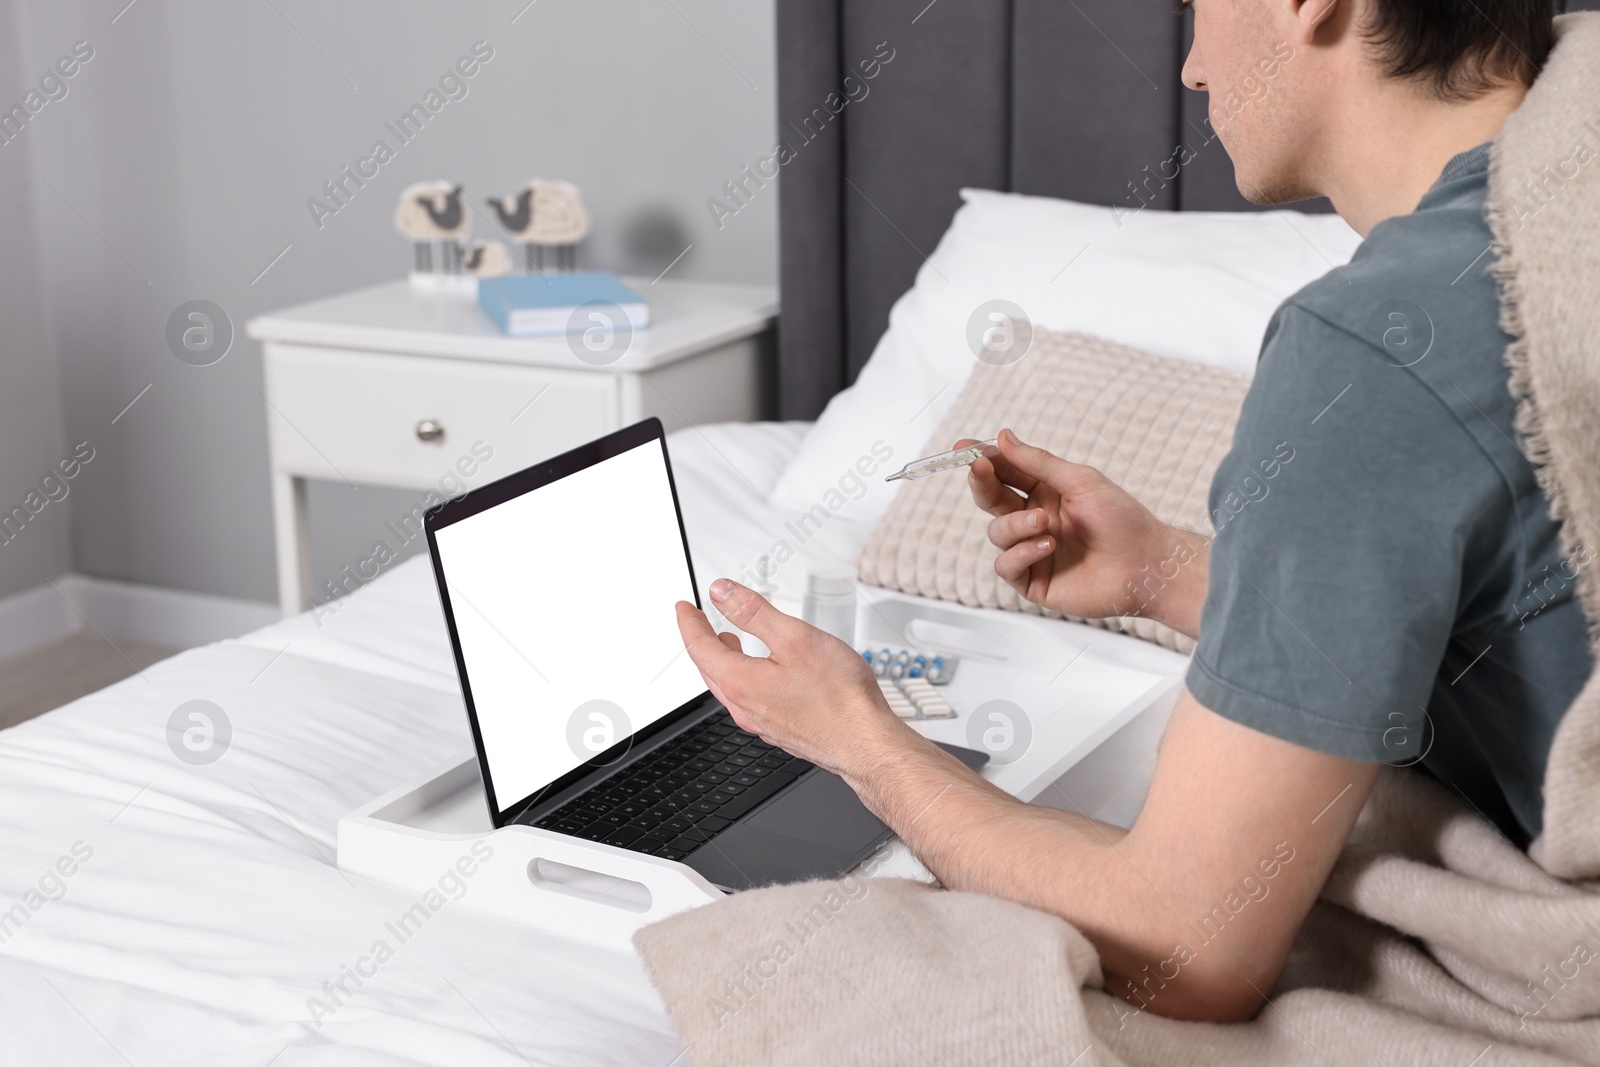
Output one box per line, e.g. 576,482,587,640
675,0,1592,1023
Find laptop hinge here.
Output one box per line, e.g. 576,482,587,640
512,701,721,824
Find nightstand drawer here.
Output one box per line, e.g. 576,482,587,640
263,344,618,487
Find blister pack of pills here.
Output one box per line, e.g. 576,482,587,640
876,676,955,719
860,648,959,684
861,648,961,720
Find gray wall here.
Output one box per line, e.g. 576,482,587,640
6,0,777,605
0,0,72,600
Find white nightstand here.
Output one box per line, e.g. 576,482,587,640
247,277,777,616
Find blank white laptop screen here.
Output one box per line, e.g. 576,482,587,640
431,439,707,812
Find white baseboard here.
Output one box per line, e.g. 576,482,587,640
0,574,279,660
0,582,80,660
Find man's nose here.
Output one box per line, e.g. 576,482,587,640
1181,44,1206,91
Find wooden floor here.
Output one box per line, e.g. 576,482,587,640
0,633,177,731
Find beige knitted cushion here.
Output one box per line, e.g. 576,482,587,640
856,330,1249,652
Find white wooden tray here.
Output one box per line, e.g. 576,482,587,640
338,591,1183,952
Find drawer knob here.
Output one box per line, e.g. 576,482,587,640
415,419,445,444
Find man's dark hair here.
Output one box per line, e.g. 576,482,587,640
1365,0,1555,99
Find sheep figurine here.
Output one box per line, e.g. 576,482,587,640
487,179,591,271
395,180,470,273
461,239,512,278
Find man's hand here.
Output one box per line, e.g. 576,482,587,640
966,428,1211,639
674,579,925,778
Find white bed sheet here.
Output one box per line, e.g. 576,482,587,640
0,421,1186,1064
0,645,675,1067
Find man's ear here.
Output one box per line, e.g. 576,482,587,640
1296,0,1342,41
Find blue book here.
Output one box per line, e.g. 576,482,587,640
478,271,650,337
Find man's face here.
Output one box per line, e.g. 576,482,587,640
1182,0,1327,204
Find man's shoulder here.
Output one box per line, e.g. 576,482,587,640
1273,185,1500,365
1229,186,1511,480
1247,167,1519,482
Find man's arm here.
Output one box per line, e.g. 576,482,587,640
678,586,1377,1022
843,687,1376,1022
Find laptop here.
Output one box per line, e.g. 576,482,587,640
424,418,986,892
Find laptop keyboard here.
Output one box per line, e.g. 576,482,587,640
528,711,813,860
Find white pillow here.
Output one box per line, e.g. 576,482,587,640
767,188,1360,523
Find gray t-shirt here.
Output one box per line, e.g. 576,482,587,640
1187,144,1592,845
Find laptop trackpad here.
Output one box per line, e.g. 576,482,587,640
744,770,885,851
685,771,888,890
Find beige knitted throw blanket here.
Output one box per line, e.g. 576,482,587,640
635,15,1600,1065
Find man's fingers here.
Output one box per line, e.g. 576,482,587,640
988,507,1049,551
994,536,1054,583
993,428,1097,497
979,428,1043,493
967,458,1025,517
717,631,743,653
675,601,750,686
708,579,799,648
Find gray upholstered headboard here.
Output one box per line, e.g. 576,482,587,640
774,0,1595,418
